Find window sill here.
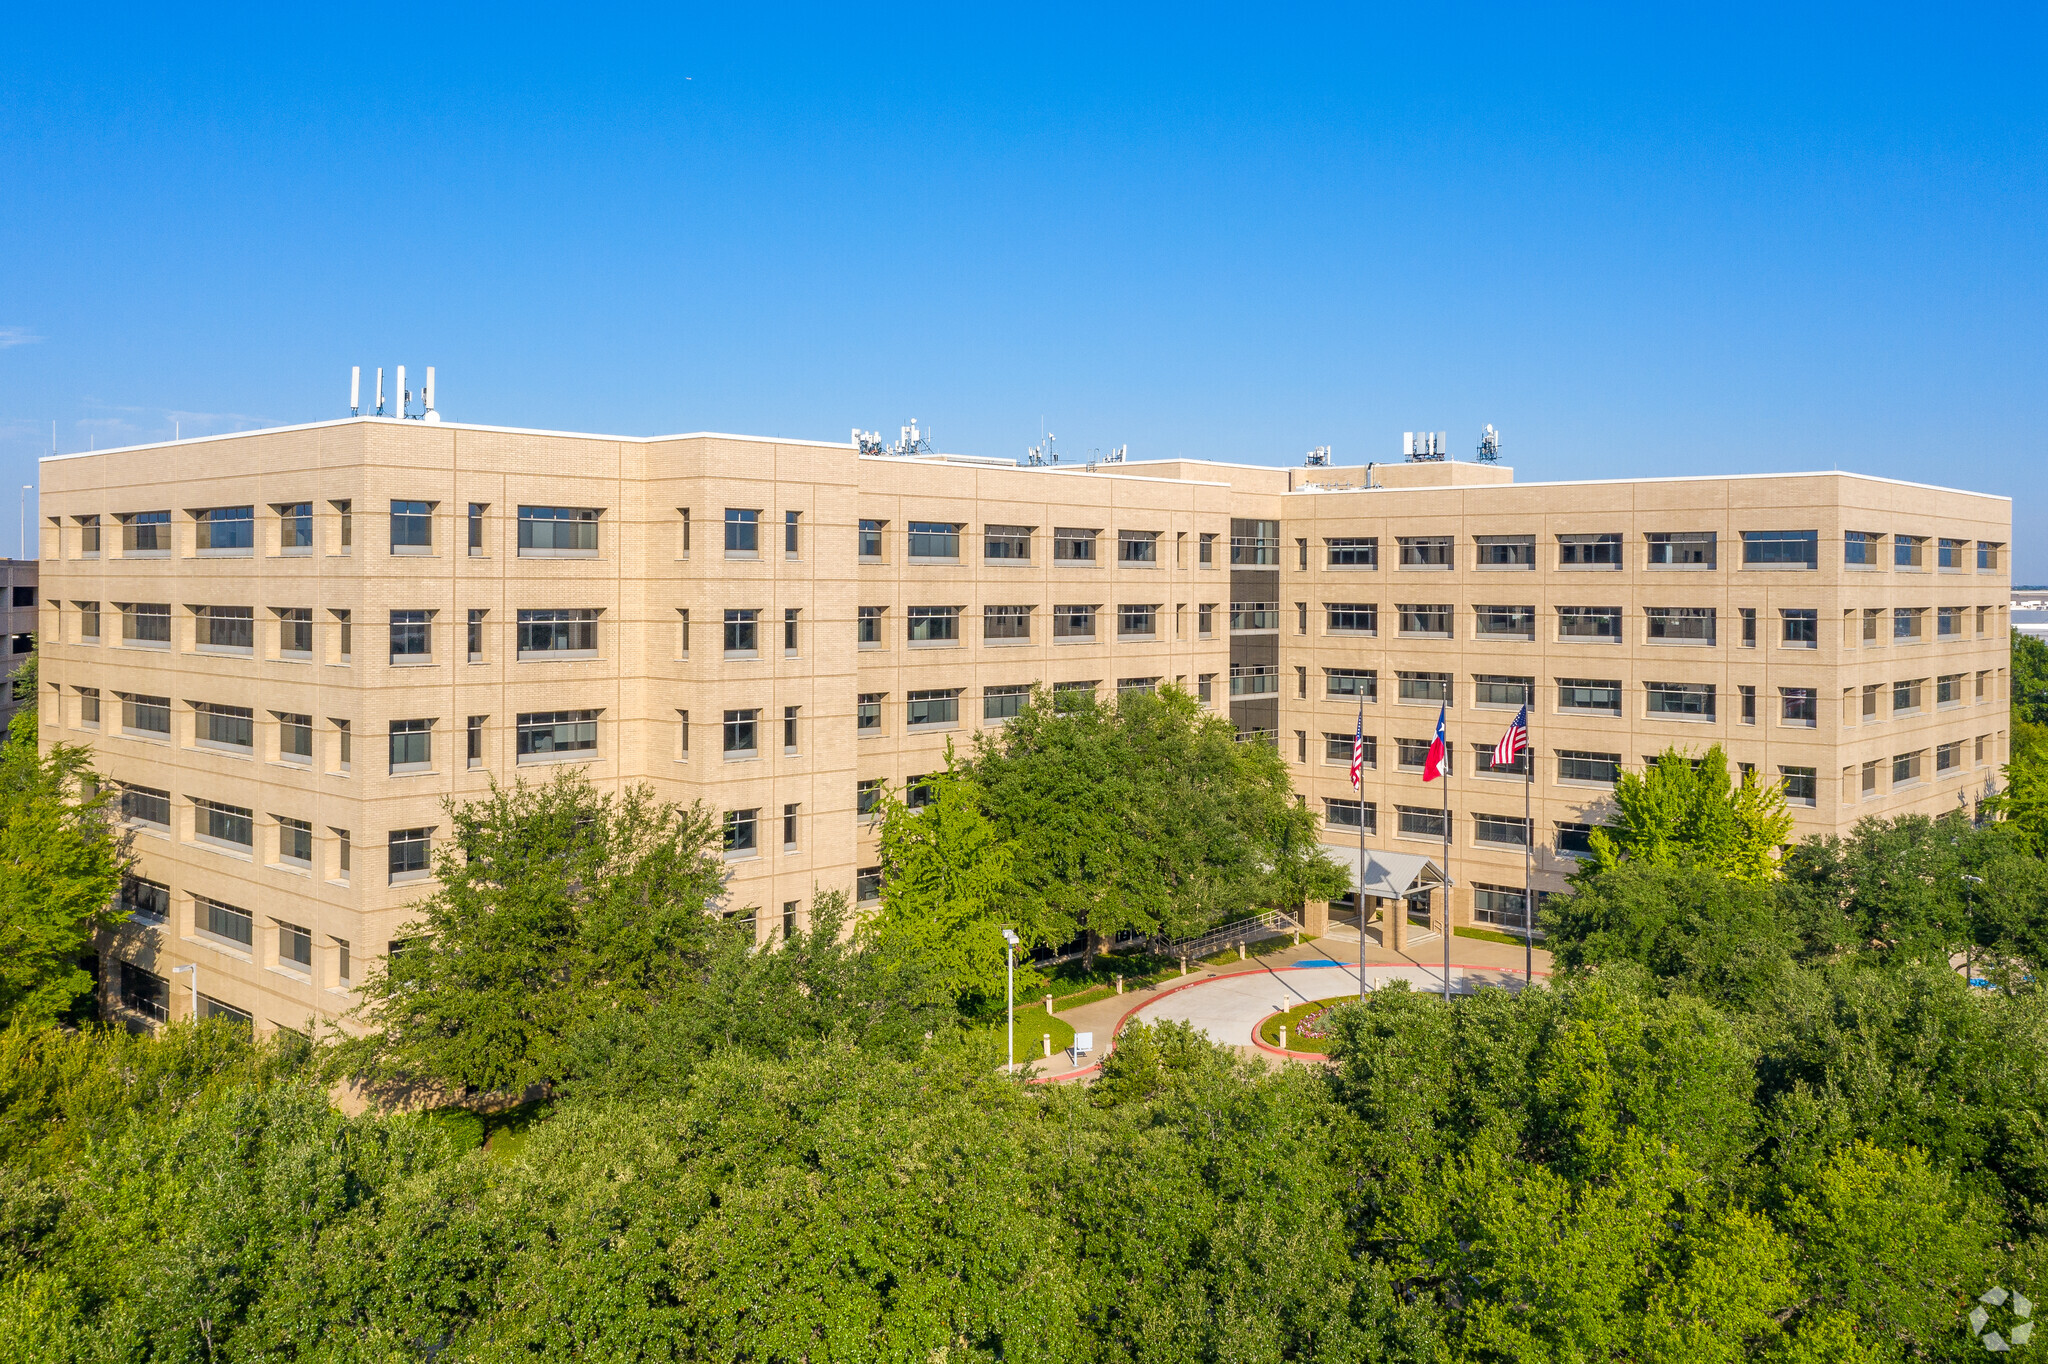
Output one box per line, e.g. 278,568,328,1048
196,646,253,658
516,550,599,560
724,651,760,661
388,872,433,887
280,548,313,558
122,551,169,560
723,752,760,763
195,742,255,759
516,652,600,662
906,723,961,734
194,548,254,559
1117,562,1161,570
1644,639,1717,647
266,964,314,984
1644,564,1717,572
194,837,255,860
389,766,436,778
389,659,437,668
1395,564,1454,572
908,639,962,649
1778,643,1818,651
857,729,884,739
190,933,253,961
515,751,596,766
121,641,171,651
859,556,885,566
1118,634,1158,643
1475,634,1536,644
275,859,312,876
1397,632,1452,641
1645,714,1718,723
1779,722,1819,730
983,559,1033,568
1324,563,1379,572
279,652,313,664
723,849,759,862
1558,636,1622,645
1739,563,1818,572
275,757,313,770
1326,629,1378,638
390,547,436,557
1558,777,1618,790
907,557,961,567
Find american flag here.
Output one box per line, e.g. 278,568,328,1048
1349,704,1365,789
1492,704,1529,770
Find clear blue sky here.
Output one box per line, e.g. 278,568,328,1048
4,7,2044,572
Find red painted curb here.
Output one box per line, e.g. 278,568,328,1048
1024,961,1551,1084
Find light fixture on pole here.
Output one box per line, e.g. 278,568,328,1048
1001,928,1020,1074
170,963,197,1020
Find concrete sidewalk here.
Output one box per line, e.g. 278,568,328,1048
1022,927,1551,1083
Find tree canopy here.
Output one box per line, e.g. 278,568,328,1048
1583,743,1793,883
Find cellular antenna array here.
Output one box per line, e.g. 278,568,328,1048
1476,424,1501,464
349,366,439,421
1403,431,1449,462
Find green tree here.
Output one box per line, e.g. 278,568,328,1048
0,693,128,1030
341,770,732,1096
861,747,1023,1013
1584,744,1793,884
1543,862,1799,1008
969,684,1346,965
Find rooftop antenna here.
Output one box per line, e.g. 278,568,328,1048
1476,424,1500,464
395,365,407,419
1106,444,1126,463
1304,444,1332,467
852,428,884,455
350,366,361,417
375,367,385,418
1403,430,1447,462
423,367,439,422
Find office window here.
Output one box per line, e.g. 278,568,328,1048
1229,602,1279,631
1556,822,1595,856
907,689,961,728
1557,678,1622,714
1894,607,1925,641
467,715,486,768
78,515,101,556
782,803,800,849
1053,604,1097,639
1395,604,1450,637
278,711,312,762
785,511,801,557
389,500,433,552
1474,813,1531,847
78,687,100,727
1397,535,1453,568
985,684,1031,722
121,783,172,828
1893,750,1923,786
1053,527,1098,562
1557,607,1621,640
857,779,883,817
1474,535,1534,568
857,867,883,903
272,918,313,970
1117,530,1159,564
1326,668,1377,700
1741,685,1757,725
513,609,600,659
1395,738,1441,772
907,605,960,643
1198,532,1217,565
515,710,600,760
1327,537,1378,568
1781,609,1818,647
857,693,883,732
1645,607,1716,644
1396,671,1452,704
1937,673,1962,706
783,608,799,655
1118,677,1160,696
1229,666,1277,697
722,709,759,757
120,510,170,554
1893,678,1923,714
1645,532,1715,567
388,719,434,772
1557,533,1621,567
389,610,432,662
984,524,1032,561
78,600,101,641
111,690,165,742
1232,519,1279,565
1317,603,1374,635
984,605,1031,640
723,809,758,854
1938,606,1962,638
1472,885,1529,930
1894,534,1926,568
467,502,488,554
1646,682,1715,718
1938,537,1965,570
194,505,255,552
1937,741,1962,774
121,602,172,645
1979,541,2004,571
195,605,254,652
389,828,432,882
1296,601,1309,634
1197,673,1215,704
197,798,254,848
858,519,885,560
1197,603,1215,636
783,706,799,752
274,607,312,657
195,702,254,751
725,508,759,554
1844,530,1881,566
1117,604,1157,638
724,609,759,655
197,895,254,947
277,817,313,867
1397,805,1447,839
1859,608,1879,644
908,521,961,560
1471,743,1529,777
1741,530,1819,567
858,606,885,647
1781,688,1817,727
279,502,313,552
1052,681,1098,705
121,875,169,922
516,505,600,556
1558,750,1621,785
1326,732,1376,765
1474,605,1536,639
1324,799,1376,832
1473,675,1533,708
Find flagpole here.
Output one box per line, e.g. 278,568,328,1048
1356,701,1367,1000
1524,711,1534,986
1441,707,1451,1004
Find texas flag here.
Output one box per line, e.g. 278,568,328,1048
1423,705,1449,782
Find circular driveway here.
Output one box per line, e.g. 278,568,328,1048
1128,959,1540,1050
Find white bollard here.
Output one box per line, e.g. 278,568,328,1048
1042,1033,1051,1058
1280,1024,1288,1050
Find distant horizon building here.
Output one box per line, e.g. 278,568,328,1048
35,415,2013,1033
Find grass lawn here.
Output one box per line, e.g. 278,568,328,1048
1255,996,1358,1054
1454,925,1543,949
1002,1002,1077,1064
419,1097,551,1159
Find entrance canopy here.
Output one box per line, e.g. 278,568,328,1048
1320,845,1446,900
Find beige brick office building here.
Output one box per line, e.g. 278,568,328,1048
35,418,2011,1031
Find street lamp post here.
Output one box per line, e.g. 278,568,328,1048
170,963,197,1020
1962,873,1986,988
1001,928,1020,1074
19,485,31,561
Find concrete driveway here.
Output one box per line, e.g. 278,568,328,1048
1128,958,1538,1051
